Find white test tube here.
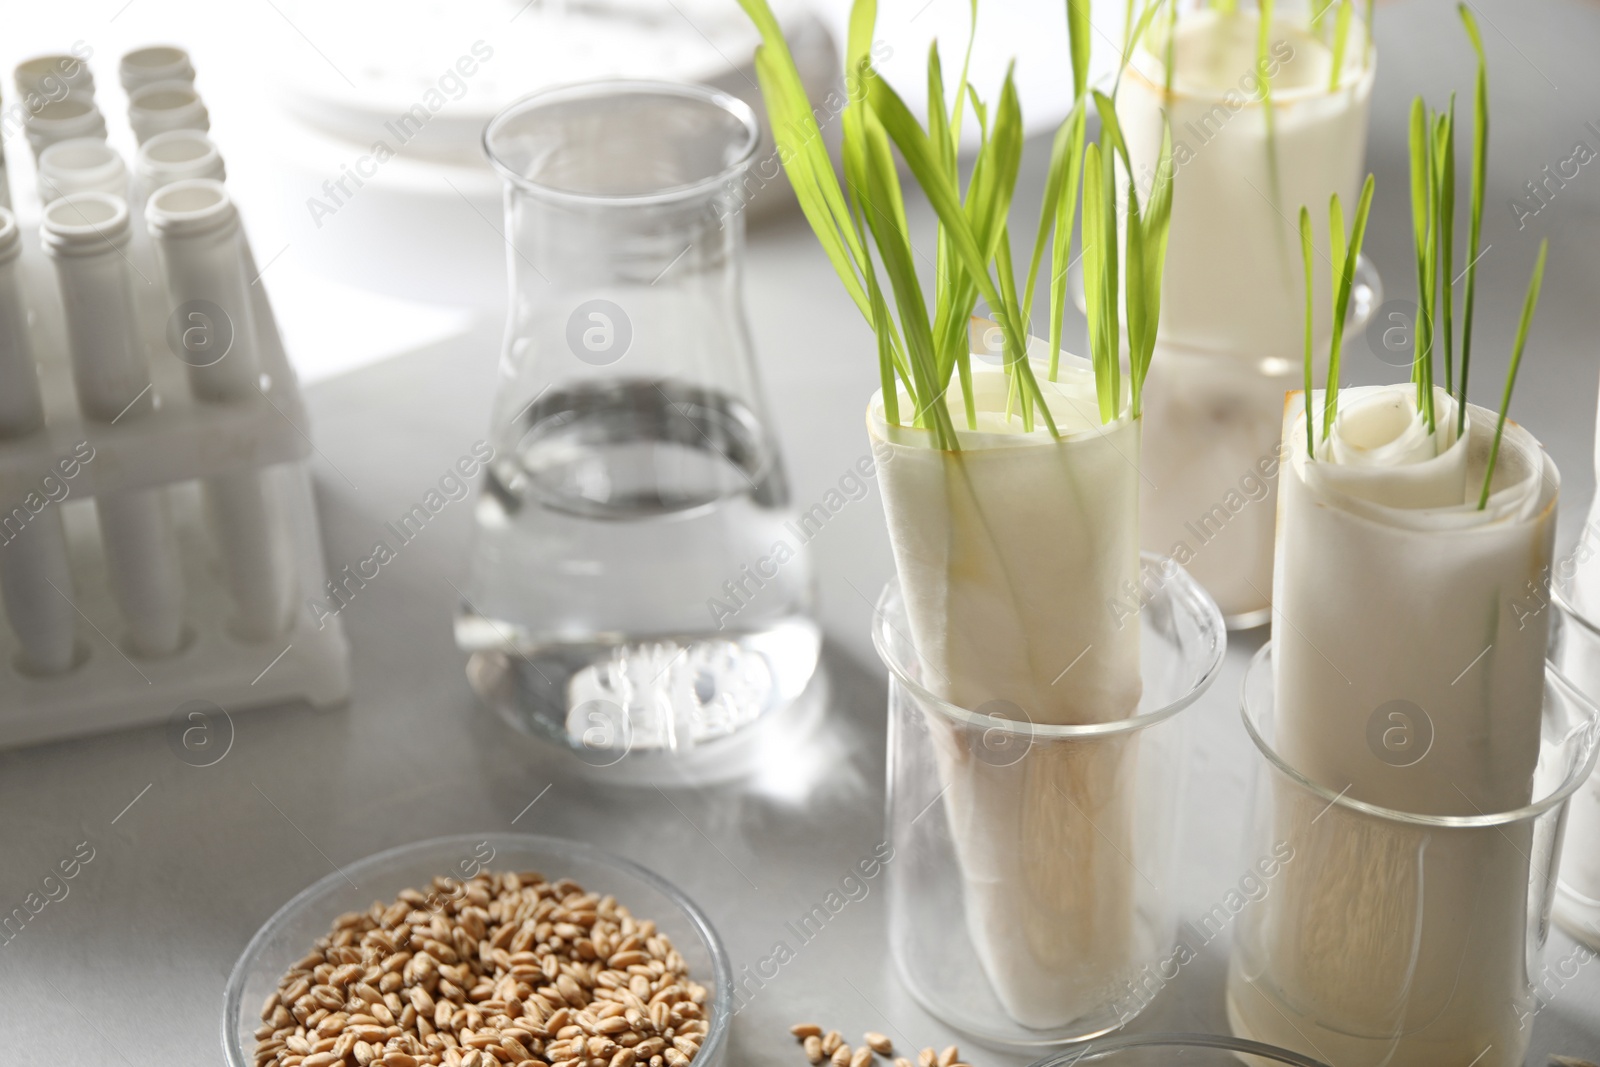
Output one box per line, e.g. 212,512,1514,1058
14,54,98,198
147,180,293,641
24,97,108,161
42,193,185,659
119,46,194,94
0,208,77,674
137,135,285,420
128,81,208,146
37,138,128,204
0,213,41,435
137,136,281,380
136,129,224,197
14,54,96,103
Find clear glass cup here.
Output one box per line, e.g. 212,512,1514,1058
876,553,1226,1047
1026,1032,1331,1066
1228,643,1599,1067
1137,343,1297,629
1552,575,1600,949
459,82,819,763
1116,2,1376,361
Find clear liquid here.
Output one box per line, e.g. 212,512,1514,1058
456,378,819,757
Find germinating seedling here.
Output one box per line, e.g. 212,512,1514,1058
1251,9,1566,1064
738,0,1186,1033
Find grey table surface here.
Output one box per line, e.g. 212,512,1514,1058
3,0,1600,1063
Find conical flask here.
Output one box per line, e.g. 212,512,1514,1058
459,81,819,764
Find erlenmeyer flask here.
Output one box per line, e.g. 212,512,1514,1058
459,81,818,762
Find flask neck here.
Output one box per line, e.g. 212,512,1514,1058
484,81,760,295
507,188,745,291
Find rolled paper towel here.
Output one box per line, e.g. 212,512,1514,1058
1236,383,1557,1066
870,357,1144,1028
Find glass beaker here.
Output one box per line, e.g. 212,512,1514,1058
459,81,819,764
1227,644,1598,1067
1552,571,1600,949
1133,259,1380,630
877,554,1226,1047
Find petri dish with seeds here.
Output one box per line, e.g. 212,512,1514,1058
223,833,731,1067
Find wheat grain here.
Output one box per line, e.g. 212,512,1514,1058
253,870,708,1067
794,1028,974,1067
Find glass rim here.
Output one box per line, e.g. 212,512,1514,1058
482,79,761,207
1240,642,1600,829
219,831,734,1067
1124,9,1376,108
871,551,1226,741
1026,1030,1329,1066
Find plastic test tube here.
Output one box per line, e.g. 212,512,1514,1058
127,81,208,146
138,135,286,404
42,192,185,659
136,131,297,571
24,97,108,161
147,180,294,641
136,129,224,195
14,54,96,103
0,208,77,674
119,46,195,94
37,137,127,204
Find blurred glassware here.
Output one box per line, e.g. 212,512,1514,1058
1552,566,1600,950
456,80,819,770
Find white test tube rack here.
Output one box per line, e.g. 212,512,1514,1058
0,49,349,748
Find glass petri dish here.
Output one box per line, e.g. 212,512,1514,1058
1027,1031,1330,1065
222,832,732,1066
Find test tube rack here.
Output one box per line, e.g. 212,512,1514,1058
0,49,349,749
